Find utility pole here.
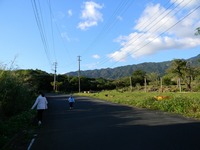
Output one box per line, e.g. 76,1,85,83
160,77,163,92
130,76,133,91
144,76,147,93
78,56,81,93
53,62,57,91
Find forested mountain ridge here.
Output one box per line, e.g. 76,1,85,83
66,54,200,79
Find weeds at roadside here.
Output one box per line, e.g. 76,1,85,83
78,90,200,120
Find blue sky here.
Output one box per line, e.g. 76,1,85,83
0,0,200,74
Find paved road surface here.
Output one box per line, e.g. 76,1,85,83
30,94,200,150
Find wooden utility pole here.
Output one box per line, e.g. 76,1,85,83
178,78,182,92
160,77,163,92
130,76,133,91
78,56,81,93
53,62,57,91
144,77,147,93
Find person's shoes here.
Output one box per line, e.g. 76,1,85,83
38,121,42,126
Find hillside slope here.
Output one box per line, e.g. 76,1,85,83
66,54,200,79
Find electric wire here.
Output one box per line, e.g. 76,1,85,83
96,0,194,69
80,0,135,57
48,0,57,62
109,1,200,68
95,0,177,68
31,0,52,67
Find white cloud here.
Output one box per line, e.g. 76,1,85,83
108,2,200,62
77,1,103,30
61,32,78,42
92,54,100,59
67,9,73,17
170,0,200,9
61,32,71,42
117,16,123,21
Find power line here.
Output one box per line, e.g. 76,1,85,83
96,0,195,68
94,0,176,68
80,0,135,56
109,1,200,68
31,0,52,67
48,0,57,62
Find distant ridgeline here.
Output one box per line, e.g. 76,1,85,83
65,54,200,80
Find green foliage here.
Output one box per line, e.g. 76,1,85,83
0,110,35,149
66,54,200,80
146,72,159,86
131,69,146,86
0,70,34,117
14,69,53,92
79,91,200,119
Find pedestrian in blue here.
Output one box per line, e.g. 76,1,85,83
68,95,75,109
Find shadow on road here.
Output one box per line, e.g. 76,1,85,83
30,95,200,150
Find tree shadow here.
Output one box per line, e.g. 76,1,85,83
35,95,200,150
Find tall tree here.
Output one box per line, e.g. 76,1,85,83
167,59,194,91
132,69,146,86
146,72,159,86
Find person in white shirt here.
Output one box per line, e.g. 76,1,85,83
31,92,48,125
68,95,75,109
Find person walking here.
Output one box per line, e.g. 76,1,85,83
31,92,48,125
68,95,75,110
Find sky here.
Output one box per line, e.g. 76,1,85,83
0,0,200,74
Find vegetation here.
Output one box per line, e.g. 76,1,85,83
0,69,33,149
66,54,200,79
78,90,200,119
0,53,199,148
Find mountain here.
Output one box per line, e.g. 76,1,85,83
66,54,200,79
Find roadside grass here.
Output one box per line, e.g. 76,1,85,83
0,110,36,150
78,90,200,119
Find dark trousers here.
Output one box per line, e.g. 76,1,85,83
37,109,44,122
69,102,74,108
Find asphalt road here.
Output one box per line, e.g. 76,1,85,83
30,94,200,150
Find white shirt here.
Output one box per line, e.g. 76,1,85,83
31,95,48,110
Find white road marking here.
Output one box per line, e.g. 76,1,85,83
27,134,37,150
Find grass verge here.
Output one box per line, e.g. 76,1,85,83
0,110,36,150
77,90,200,119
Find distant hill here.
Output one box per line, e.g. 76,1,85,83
66,54,200,79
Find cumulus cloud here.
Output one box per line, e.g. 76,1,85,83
77,1,103,30
92,54,100,59
61,32,71,42
61,32,78,42
170,0,200,9
117,16,123,21
67,9,73,17
108,1,200,62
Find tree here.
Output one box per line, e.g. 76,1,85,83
146,72,159,86
167,59,194,91
131,69,146,86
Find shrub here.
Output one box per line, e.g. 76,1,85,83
0,70,34,118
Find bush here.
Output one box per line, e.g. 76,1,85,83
0,110,35,149
0,70,34,118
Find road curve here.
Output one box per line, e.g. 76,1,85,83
30,94,200,150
